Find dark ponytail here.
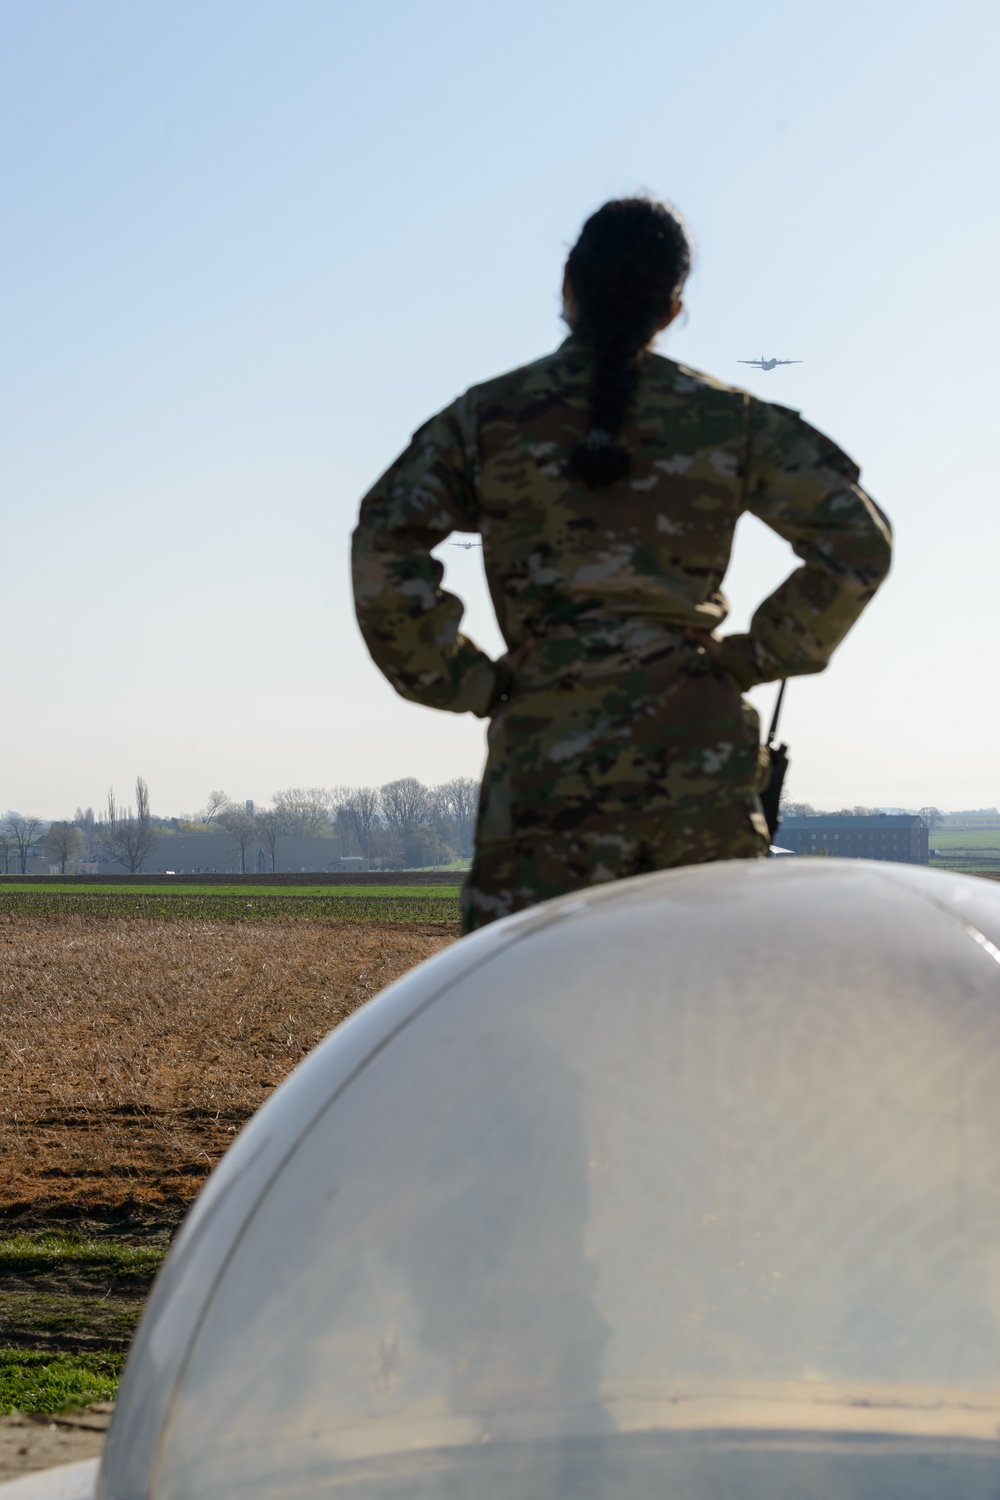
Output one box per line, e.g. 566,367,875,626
564,197,691,488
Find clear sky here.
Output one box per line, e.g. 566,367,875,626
2,0,997,819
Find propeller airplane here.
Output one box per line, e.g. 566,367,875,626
738,356,802,371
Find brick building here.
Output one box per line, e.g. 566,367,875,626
778,815,928,864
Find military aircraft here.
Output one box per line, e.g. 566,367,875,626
448,539,483,549
738,356,802,371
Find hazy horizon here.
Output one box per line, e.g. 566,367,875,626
7,784,999,830
3,0,998,817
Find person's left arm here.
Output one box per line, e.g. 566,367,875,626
352,396,500,716
716,400,893,689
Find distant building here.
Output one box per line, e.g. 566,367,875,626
100,833,367,876
779,815,929,864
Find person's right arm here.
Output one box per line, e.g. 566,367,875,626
352,398,501,717
716,400,893,690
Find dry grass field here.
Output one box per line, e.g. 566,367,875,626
0,907,458,1449
0,913,458,1222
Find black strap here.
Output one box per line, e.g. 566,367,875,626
760,680,789,844
766,679,787,749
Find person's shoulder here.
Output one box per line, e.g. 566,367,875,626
461,345,752,406
394,351,565,454
750,395,861,482
460,343,578,409
641,352,754,414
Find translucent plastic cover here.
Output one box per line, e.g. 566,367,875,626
98,861,1000,1499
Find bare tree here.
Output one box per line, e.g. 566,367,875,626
339,786,381,861
105,777,159,874
256,807,281,873
919,805,944,831
219,805,258,874
380,778,430,835
74,806,96,839
200,789,231,824
44,821,84,874
2,812,44,874
380,778,438,867
369,819,404,870
272,787,334,837
0,827,13,874
434,776,480,858
74,806,97,860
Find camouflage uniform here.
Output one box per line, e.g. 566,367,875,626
352,337,892,929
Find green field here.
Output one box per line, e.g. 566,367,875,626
0,887,461,923
407,859,472,872
0,883,460,898
930,830,1000,851
928,829,1000,874
0,1350,126,1415
0,1232,166,1415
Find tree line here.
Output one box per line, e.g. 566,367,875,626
3,788,948,875
781,801,944,828
1,775,481,874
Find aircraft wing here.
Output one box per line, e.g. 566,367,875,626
775,359,802,365
737,360,763,366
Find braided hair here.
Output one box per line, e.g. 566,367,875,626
564,197,691,488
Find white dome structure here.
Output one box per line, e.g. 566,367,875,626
93,860,1000,1499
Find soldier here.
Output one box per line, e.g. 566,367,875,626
352,197,892,930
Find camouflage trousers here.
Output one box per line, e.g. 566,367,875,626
462,636,770,933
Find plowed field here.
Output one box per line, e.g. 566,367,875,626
0,914,458,1220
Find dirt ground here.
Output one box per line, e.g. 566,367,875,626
0,1405,110,1484
0,914,457,1481
0,914,458,1224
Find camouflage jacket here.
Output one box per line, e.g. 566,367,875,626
352,337,892,717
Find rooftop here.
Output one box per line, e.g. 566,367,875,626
781,815,924,829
